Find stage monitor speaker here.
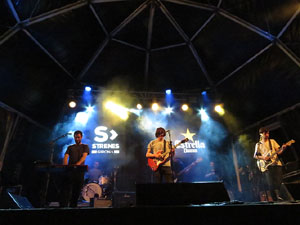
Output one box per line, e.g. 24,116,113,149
113,191,136,208
136,181,230,206
282,182,300,201
0,192,34,209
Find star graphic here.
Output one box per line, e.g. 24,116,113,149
181,128,196,142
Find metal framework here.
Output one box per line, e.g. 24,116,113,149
1,0,300,90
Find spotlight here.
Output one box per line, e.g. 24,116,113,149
152,103,159,111
164,106,173,115
137,104,143,110
85,86,92,92
165,89,172,95
181,104,189,111
68,101,77,108
105,101,129,120
86,105,94,113
215,104,225,116
201,91,207,96
198,108,209,121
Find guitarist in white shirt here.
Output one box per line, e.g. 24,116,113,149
146,127,175,183
254,127,286,201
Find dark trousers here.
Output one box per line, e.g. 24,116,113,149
266,166,283,199
154,166,173,183
60,171,84,207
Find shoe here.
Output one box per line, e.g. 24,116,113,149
275,190,283,201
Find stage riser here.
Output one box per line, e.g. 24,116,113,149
136,182,230,206
1,204,300,225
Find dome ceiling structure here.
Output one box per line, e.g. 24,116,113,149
1,0,300,128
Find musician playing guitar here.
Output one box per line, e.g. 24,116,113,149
254,127,287,201
146,127,175,183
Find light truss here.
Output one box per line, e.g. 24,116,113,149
1,0,300,91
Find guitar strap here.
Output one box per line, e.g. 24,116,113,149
163,140,166,153
268,139,272,151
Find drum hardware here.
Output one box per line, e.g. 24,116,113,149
98,176,110,185
81,183,102,202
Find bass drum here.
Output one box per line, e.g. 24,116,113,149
81,183,102,202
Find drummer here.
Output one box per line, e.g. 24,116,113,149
86,161,103,183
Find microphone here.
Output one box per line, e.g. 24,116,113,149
62,132,72,137
166,130,170,132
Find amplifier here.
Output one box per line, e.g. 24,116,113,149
90,198,112,208
112,191,136,208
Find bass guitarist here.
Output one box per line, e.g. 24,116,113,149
254,127,286,201
146,127,175,183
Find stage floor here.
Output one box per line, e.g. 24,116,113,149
1,201,300,225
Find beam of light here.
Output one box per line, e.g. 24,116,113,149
152,103,159,111
181,104,189,111
74,112,89,125
215,104,225,116
198,108,209,121
128,108,142,116
165,89,174,106
136,110,168,136
68,101,76,108
105,101,129,120
137,103,143,110
85,86,92,92
164,106,173,115
83,86,92,104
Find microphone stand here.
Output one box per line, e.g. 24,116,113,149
167,130,175,183
41,132,70,207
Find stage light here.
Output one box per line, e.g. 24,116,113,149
201,91,207,96
181,104,189,111
68,101,76,108
137,104,143,110
164,106,173,115
215,104,225,116
105,101,129,120
198,108,209,121
85,86,92,92
166,89,172,95
86,105,94,113
152,103,159,111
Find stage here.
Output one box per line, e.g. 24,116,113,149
0,201,300,225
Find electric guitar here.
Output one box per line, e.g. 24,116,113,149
257,139,295,172
147,138,189,171
174,157,202,183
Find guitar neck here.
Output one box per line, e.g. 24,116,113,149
269,140,294,158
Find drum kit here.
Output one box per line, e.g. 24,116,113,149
81,175,112,202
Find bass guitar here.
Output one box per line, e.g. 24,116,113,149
257,139,295,172
174,157,202,183
148,138,189,171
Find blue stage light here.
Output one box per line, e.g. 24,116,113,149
201,91,207,96
199,108,209,121
85,86,92,92
166,89,171,95
86,105,94,113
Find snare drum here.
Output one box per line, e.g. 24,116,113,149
81,183,102,202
